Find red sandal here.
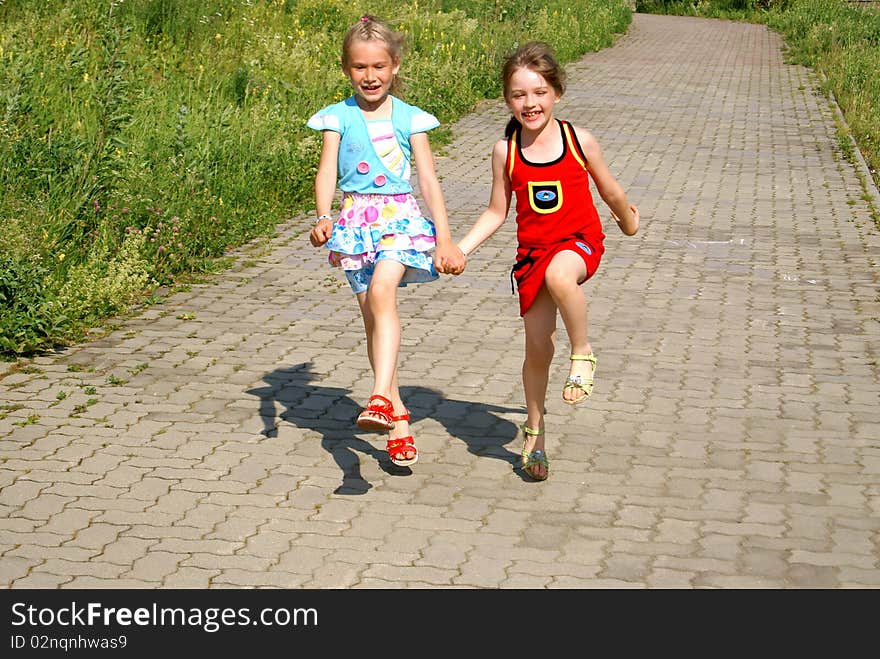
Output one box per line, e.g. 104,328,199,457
356,395,395,431
387,410,418,466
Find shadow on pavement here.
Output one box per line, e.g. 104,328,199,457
246,363,527,494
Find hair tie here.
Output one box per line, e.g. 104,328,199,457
360,15,369,22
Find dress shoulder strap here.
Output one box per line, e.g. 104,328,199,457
506,130,518,179
560,120,588,171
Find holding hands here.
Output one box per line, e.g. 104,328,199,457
434,243,467,275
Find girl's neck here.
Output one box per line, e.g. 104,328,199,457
519,117,561,159
356,93,393,119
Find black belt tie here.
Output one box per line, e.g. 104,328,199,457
510,247,537,294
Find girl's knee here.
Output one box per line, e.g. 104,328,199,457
545,252,586,293
544,266,579,295
366,280,396,307
524,338,554,366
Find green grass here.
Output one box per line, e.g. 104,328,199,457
636,0,776,20
0,0,632,357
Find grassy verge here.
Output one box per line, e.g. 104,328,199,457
0,0,632,357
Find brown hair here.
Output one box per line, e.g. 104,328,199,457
341,14,405,94
502,41,565,138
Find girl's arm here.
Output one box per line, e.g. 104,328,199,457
456,139,512,257
410,132,465,274
310,130,341,247
576,126,639,236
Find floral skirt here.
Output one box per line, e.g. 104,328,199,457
326,192,438,293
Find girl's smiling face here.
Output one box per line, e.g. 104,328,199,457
343,39,399,111
505,67,560,132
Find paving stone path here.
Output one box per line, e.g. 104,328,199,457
2,14,879,588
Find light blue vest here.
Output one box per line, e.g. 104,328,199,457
307,96,439,195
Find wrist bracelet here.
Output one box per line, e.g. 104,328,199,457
316,214,333,224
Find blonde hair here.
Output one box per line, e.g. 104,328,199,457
341,14,404,93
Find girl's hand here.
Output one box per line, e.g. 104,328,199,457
309,218,333,247
435,244,466,275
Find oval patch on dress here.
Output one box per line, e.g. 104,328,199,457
527,180,563,214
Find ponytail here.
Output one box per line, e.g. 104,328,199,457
504,117,520,140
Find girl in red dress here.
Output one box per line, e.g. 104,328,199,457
456,42,639,481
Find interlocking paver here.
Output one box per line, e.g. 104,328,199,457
1,13,878,589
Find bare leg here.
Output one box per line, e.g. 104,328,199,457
521,286,558,480
357,260,414,460
357,290,403,411
364,260,405,395
543,251,594,401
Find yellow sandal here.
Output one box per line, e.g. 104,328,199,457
563,353,597,405
520,424,548,481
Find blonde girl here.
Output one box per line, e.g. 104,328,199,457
308,15,464,467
